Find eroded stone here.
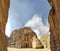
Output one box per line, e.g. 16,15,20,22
48,0,60,51
0,0,10,51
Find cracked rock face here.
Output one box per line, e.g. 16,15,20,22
0,0,10,51
48,0,60,51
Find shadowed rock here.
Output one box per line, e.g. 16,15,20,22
0,0,10,51
48,0,60,51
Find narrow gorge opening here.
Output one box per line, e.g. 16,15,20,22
0,0,55,51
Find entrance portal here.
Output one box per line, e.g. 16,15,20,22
25,43,29,48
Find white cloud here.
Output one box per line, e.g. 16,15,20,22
5,20,22,37
25,13,50,38
5,22,11,37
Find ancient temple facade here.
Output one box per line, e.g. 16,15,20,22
9,27,43,48
32,35,43,48
20,27,37,48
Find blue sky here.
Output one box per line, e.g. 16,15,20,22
6,0,50,37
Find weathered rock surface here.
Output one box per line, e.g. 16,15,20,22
9,27,37,48
48,0,60,51
40,34,50,48
0,0,10,51
32,35,43,49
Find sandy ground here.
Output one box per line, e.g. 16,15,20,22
8,47,51,51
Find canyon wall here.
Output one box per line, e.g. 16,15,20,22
0,0,10,51
48,0,60,51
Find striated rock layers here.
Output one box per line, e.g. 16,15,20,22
0,0,10,51
48,0,60,51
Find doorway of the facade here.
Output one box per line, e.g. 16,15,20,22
25,43,29,48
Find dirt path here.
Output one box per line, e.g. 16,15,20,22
8,47,51,51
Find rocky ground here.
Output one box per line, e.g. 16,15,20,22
8,47,51,51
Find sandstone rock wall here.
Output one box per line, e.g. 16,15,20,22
40,34,50,48
0,0,10,51
32,35,43,49
9,27,37,48
48,0,60,51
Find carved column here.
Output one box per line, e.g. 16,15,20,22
48,0,60,51
0,0,10,51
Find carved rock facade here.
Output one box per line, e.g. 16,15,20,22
9,27,37,48
9,27,43,48
48,0,60,51
0,0,10,51
32,35,43,48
